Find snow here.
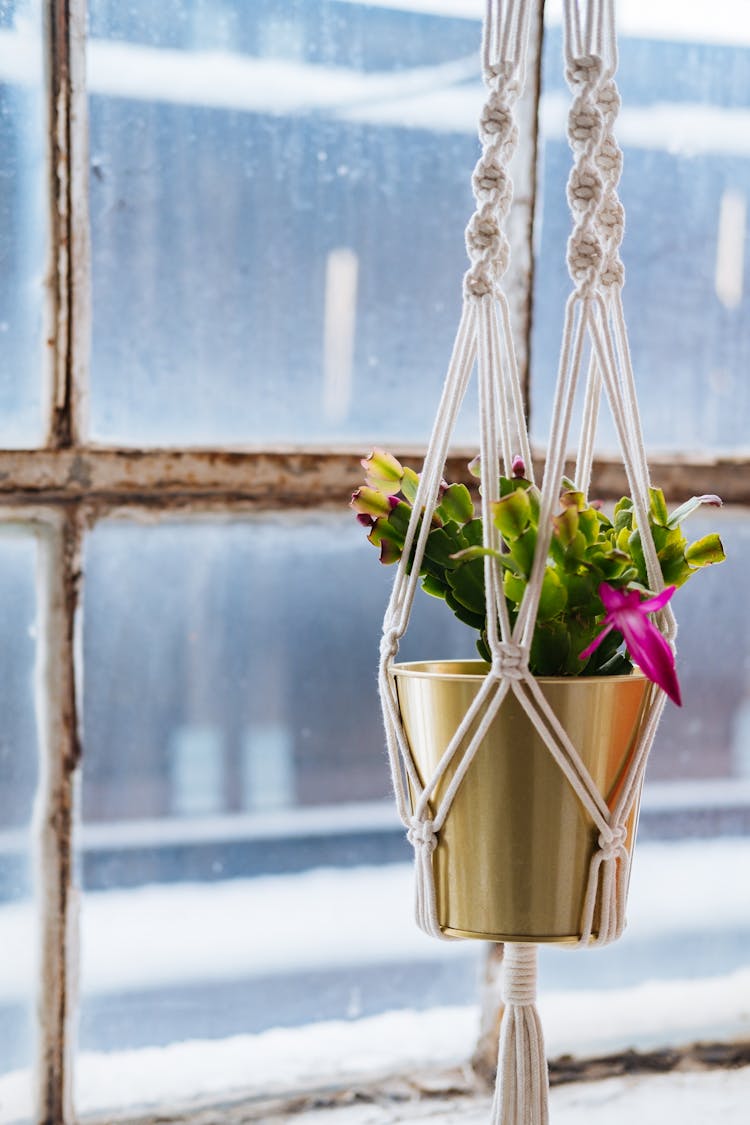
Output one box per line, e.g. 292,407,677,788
0,836,747,1003
0,837,748,1118
271,1069,750,1124
0,837,748,1003
1,977,749,1121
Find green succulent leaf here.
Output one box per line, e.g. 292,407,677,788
553,505,579,548
446,559,486,616
386,501,412,540
438,483,474,524
376,535,401,565
537,567,568,621
400,466,420,504
421,573,447,599
351,486,393,518
658,541,692,586
423,527,461,572
449,544,523,575
667,493,722,530
649,487,669,526
461,518,484,547
685,533,727,568
503,570,526,606
445,588,486,631
361,449,403,491
560,489,586,512
530,621,570,676
492,488,531,540
510,527,537,577
578,508,600,543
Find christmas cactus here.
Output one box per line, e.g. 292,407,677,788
352,450,726,704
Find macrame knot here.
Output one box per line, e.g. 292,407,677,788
472,156,512,210
486,60,519,93
566,53,603,89
567,164,602,211
567,228,602,281
600,254,624,288
598,192,625,237
407,816,438,854
596,136,623,178
502,943,538,1005
466,211,501,256
568,96,604,146
597,79,621,117
380,628,400,663
464,270,496,300
490,643,528,682
597,824,628,862
480,94,517,148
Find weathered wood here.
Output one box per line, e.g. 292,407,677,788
34,512,82,1125
0,447,745,511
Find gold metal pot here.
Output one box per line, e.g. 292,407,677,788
393,661,655,943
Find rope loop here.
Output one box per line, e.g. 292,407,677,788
380,628,400,664
486,59,520,93
463,270,497,300
565,52,603,90
597,824,628,862
490,643,529,683
407,816,438,854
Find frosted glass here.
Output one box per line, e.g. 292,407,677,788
0,533,39,1122
532,21,750,454
0,1,47,446
79,515,477,1066
87,1,483,444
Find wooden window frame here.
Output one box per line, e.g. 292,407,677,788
14,2,750,1121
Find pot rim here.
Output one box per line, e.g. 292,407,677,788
391,658,644,685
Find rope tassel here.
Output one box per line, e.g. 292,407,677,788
492,944,549,1125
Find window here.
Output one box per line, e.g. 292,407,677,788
0,1,748,1122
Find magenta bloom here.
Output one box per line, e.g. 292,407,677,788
580,583,682,706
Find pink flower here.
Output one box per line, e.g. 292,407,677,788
580,583,682,706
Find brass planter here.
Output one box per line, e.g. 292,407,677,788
393,661,654,943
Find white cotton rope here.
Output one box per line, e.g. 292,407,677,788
492,944,548,1125
377,1,675,1121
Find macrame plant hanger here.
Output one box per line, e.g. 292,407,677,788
378,0,677,1122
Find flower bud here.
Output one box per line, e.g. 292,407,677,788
511,455,526,478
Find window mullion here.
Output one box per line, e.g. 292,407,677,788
34,511,83,1125
44,0,90,450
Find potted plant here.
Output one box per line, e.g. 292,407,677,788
352,450,726,942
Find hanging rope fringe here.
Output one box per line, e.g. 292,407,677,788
492,944,548,1125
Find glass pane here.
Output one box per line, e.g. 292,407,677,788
78,516,481,1114
532,4,750,454
0,1,46,445
650,508,747,784
87,1,485,444
0,532,39,1123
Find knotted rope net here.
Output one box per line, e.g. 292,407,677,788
377,1,674,1121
